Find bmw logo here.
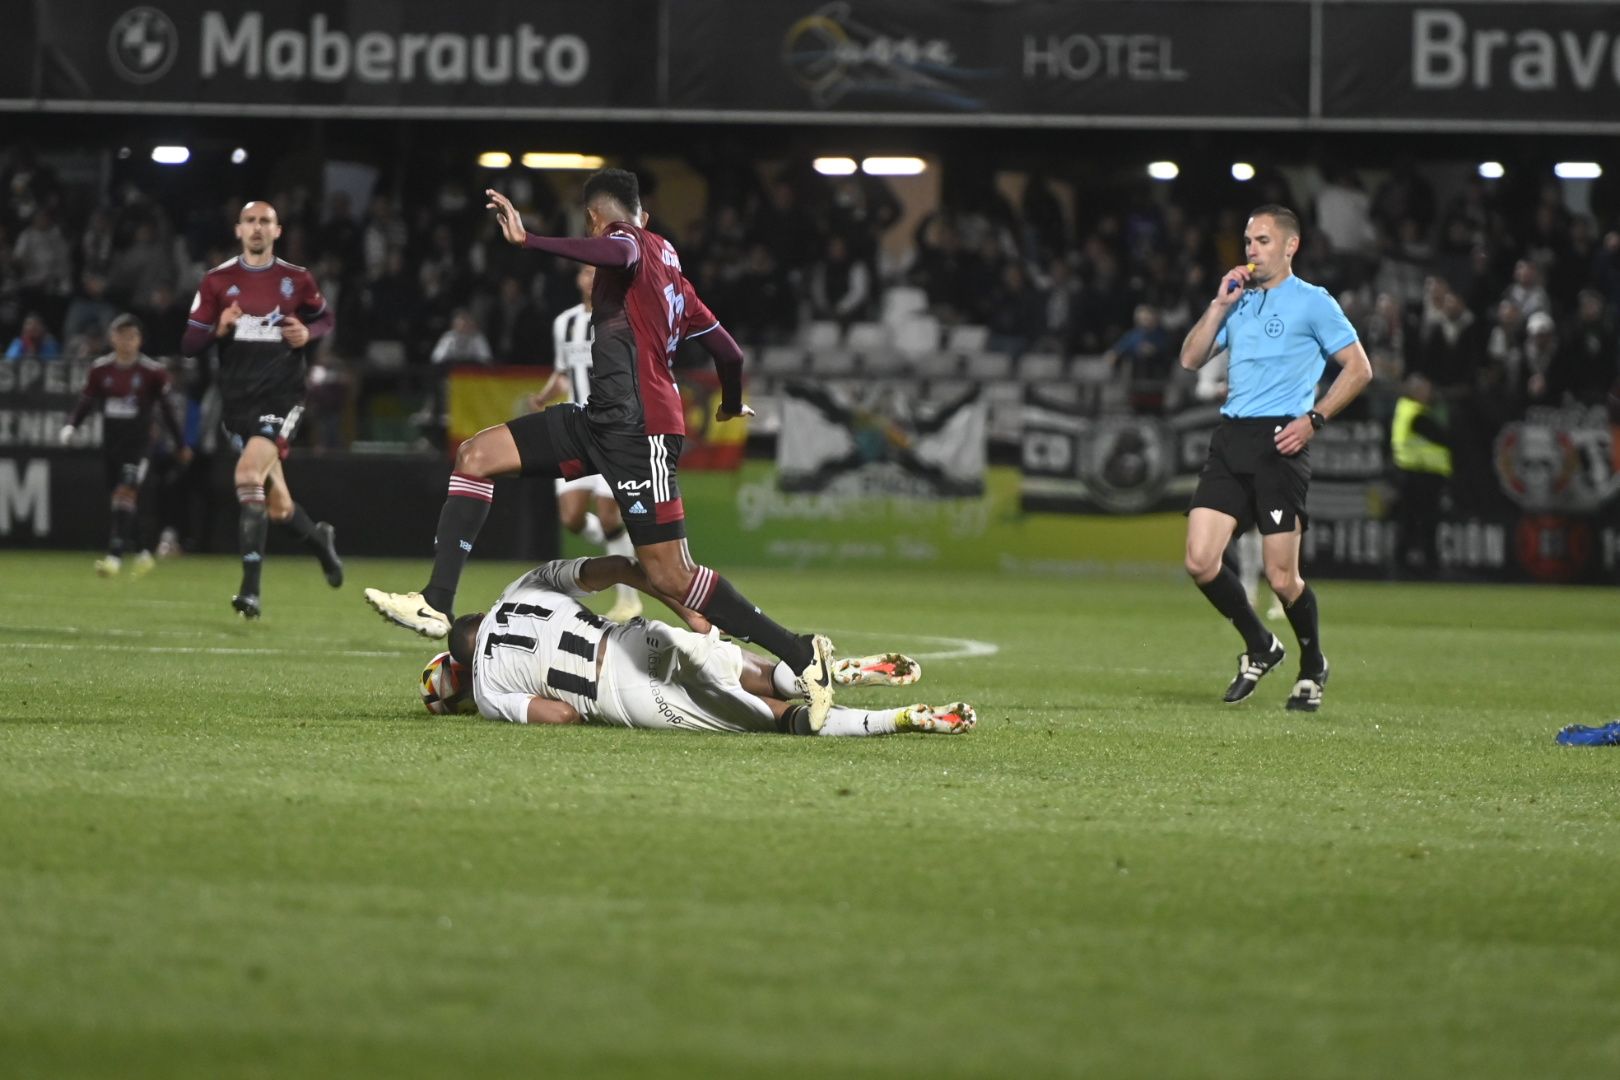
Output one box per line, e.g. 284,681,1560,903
108,7,179,85
1264,317,1285,338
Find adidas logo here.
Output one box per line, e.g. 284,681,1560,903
628,501,647,514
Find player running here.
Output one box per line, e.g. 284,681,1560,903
59,313,192,576
428,556,965,736
181,201,343,619
365,169,841,729
529,263,642,622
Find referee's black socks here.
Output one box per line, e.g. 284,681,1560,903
1197,565,1272,656
1283,585,1324,674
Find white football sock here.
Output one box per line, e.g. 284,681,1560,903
579,513,606,546
603,528,638,603
772,660,801,699
818,707,900,737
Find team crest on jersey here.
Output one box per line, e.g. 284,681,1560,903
280,276,295,298
225,285,240,297
1265,317,1285,338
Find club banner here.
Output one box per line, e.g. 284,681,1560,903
1321,2,1620,127
777,379,985,496
669,0,1309,120
0,359,100,450
6,0,654,112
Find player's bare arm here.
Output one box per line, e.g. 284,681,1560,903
524,696,583,725
1274,341,1373,456
1179,267,1249,370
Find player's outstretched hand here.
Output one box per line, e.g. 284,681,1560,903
218,301,243,336
58,424,75,446
486,189,527,246
1274,416,1314,456
280,317,310,348
714,403,756,423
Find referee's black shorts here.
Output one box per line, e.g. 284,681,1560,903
1189,417,1311,534
506,404,686,546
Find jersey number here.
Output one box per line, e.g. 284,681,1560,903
660,283,686,358
484,601,554,657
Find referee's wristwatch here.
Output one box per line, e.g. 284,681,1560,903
1306,409,1327,431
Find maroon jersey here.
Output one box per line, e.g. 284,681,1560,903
587,222,717,435
187,256,327,408
69,354,183,455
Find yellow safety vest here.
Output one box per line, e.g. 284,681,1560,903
1391,397,1452,476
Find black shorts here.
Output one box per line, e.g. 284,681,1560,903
222,398,303,452
1189,417,1311,534
507,404,687,545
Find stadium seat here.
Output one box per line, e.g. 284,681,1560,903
1071,356,1112,383
881,285,929,325
364,340,407,373
804,320,843,349
845,322,890,353
946,324,990,353
1017,352,1065,382
893,314,941,357
964,352,1013,380
761,346,806,375
808,349,857,376
861,349,910,376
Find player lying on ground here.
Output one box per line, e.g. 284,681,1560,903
422,556,972,736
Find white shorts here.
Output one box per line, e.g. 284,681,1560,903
555,473,613,499
594,621,775,734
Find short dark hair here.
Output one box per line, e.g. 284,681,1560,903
1249,204,1302,238
449,613,483,668
582,168,641,217
108,312,143,334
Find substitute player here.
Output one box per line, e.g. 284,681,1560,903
529,263,642,622
366,170,840,730
435,556,964,736
1178,205,1372,711
59,313,192,576
181,201,343,619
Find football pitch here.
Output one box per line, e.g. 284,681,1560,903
2,550,1617,1079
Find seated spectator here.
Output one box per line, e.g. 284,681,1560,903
1502,259,1550,319
486,276,549,364
13,208,72,301
1103,304,1172,385
431,309,493,366
1558,289,1617,404
808,234,870,329
985,262,1047,358
4,311,61,359
1524,311,1560,405
1483,299,1528,413
1417,280,1483,392
107,221,177,305
63,271,117,342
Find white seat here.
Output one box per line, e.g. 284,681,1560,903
1070,356,1112,384
946,324,989,353
804,320,842,349
760,346,806,375
862,349,909,375
964,352,1013,380
881,285,929,325
365,340,406,373
845,321,890,352
893,314,941,358
809,349,857,376
1018,352,1065,382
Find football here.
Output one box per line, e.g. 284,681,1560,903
420,652,476,715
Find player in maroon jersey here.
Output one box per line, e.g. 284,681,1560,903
365,170,838,729
180,201,343,619
59,313,192,576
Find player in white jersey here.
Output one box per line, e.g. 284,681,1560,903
447,557,974,736
528,265,642,622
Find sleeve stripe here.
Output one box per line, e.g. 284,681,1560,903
186,319,213,329
687,322,720,339
607,234,638,248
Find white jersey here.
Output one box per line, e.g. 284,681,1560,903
471,563,613,725
551,302,594,404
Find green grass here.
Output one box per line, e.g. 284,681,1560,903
2,550,1618,1079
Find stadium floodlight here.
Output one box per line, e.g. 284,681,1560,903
1231,162,1256,182
1477,161,1505,180
477,151,513,169
151,146,190,165
230,148,248,165
522,153,606,170
1147,160,1180,181
861,156,927,176
1554,162,1602,180
813,157,858,176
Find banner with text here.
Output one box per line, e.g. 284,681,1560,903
5,0,654,112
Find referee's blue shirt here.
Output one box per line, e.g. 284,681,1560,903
1214,274,1358,418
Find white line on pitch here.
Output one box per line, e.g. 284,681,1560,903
824,629,999,662
7,641,413,659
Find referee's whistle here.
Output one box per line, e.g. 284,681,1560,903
1227,263,1257,293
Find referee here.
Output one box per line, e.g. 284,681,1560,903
1179,205,1372,711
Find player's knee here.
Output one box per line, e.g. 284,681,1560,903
1266,565,1301,597
558,505,587,533
454,435,502,479
1185,550,1219,582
